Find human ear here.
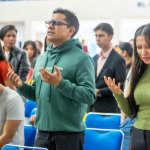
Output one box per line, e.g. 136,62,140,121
68,27,75,38
123,50,127,57
109,35,113,41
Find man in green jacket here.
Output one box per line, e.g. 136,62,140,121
7,8,96,150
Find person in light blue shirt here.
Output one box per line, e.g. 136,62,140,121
120,69,136,150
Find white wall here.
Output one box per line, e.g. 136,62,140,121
0,0,150,54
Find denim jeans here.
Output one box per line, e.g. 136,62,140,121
120,117,136,150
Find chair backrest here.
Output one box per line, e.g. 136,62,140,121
24,125,36,150
85,113,121,129
25,100,37,117
2,146,20,150
83,128,124,150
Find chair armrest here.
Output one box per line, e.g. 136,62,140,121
2,144,48,150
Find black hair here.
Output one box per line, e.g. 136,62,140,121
118,42,133,57
23,40,38,58
44,36,47,52
127,23,150,119
0,25,17,40
94,23,114,36
35,41,43,48
53,8,79,38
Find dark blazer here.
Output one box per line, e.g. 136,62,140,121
9,47,30,81
93,49,126,113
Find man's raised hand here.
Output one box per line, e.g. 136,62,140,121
39,66,62,86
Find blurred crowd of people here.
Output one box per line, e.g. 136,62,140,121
0,7,150,150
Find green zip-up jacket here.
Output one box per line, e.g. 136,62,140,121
17,39,96,132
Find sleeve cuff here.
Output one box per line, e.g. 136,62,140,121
113,92,124,102
97,89,102,97
56,78,66,90
16,81,27,93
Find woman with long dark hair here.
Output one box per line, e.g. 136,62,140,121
0,41,15,90
104,23,150,149
23,40,37,69
118,42,133,75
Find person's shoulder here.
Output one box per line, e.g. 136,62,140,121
0,61,10,69
0,60,7,66
36,52,46,61
5,88,22,102
32,57,38,62
93,54,98,59
14,47,27,55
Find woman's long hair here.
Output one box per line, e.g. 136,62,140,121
23,40,38,59
0,41,7,63
127,24,150,119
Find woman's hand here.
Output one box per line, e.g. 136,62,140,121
104,76,122,94
7,69,23,88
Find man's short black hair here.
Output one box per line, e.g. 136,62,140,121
53,8,79,38
0,25,17,40
35,41,43,48
94,23,114,36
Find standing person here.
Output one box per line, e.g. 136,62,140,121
93,23,126,113
129,39,134,49
82,40,89,54
0,84,24,150
117,42,135,150
117,42,133,75
7,8,96,150
35,41,43,53
104,23,150,150
0,41,15,90
23,40,38,69
0,25,30,81
119,69,136,150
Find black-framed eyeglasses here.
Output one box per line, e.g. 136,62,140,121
45,20,71,28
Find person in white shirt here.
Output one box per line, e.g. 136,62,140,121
0,84,24,150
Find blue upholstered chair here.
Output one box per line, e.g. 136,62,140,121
24,125,36,149
83,128,124,150
24,100,36,125
85,113,121,130
25,100,37,117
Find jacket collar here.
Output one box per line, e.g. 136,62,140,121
96,49,115,81
11,47,19,56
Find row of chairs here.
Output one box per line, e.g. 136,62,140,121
3,100,123,150
2,127,123,150
24,101,122,130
